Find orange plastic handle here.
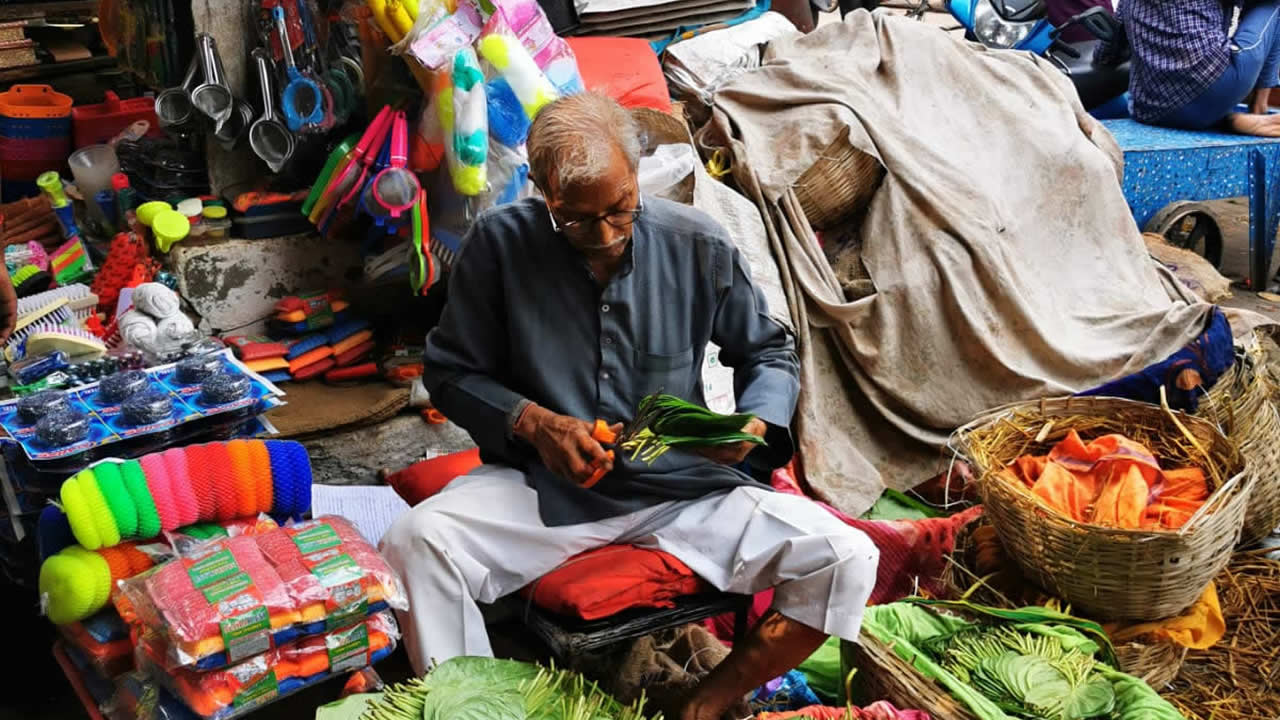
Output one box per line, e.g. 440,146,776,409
582,419,619,488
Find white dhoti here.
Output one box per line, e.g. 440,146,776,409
380,465,879,674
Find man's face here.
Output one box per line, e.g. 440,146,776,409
544,144,640,262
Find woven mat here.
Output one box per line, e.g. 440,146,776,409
266,382,409,438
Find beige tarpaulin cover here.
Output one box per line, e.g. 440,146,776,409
701,12,1217,515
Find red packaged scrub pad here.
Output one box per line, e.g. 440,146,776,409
253,517,407,625
147,613,398,719
120,534,302,667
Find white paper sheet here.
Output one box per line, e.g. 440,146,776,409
311,484,411,546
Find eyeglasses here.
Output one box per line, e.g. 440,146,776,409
548,196,645,234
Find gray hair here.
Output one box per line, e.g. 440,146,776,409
527,92,641,192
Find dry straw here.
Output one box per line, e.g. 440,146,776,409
953,395,1251,621
1164,550,1280,720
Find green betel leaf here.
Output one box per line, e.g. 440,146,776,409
1057,674,1116,719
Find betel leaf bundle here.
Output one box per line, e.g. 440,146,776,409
621,393,765,464
359,657,659,720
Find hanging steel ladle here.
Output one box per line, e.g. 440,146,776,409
191,33,233,130
249,49,295,173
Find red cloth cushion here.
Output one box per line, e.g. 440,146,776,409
384,448,709,620
385,448,483,506
521,545,709,620
564,37,671,112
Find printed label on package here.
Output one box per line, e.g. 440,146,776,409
221,605,271,663
292,524,342,554
327,622,371,675
201,572,252,604
231,665,280,710
187,548,240,588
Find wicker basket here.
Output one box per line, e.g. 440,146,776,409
942,520,1188,689
954,396,1251,622
847,632,979,720
1115,639,1186,690
791,128,884,230
631,106,696,205
1198,346,1280,547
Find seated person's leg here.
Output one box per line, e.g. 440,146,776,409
1173,3,1280,134
380,465,630,675
624,486,879,720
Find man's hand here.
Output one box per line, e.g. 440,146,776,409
515,404,621,485
694,417,767,466
0,264,16,345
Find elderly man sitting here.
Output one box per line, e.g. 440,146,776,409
381,93,878,720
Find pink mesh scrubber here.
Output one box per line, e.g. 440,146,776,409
162,448,200,527
140,454,179,532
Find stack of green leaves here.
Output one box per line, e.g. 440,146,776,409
860,599,1185,720
359,657,660,720
622,393,764,463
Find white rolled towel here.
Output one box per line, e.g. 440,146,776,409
133,282,182,319
119,309,158,349
156,313,196,343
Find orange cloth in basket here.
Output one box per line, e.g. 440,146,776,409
1002,430,1209,529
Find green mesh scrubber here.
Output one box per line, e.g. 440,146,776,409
39,553,97,624
63,546,111,611
60,474,102,550
121,460,161,539
76,469,121,548
92,462,137,538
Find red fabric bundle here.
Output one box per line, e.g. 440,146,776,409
334,339,375,367
521,545,708,620
291,357,334,381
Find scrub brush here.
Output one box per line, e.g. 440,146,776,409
23,326,107,360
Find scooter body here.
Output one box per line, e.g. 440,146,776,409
947,1,1129,115
946,0,1055,53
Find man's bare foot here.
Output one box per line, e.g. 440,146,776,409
1228,112,1280,137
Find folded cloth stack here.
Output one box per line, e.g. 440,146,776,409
270,290,349,335
56,440,313,553
117,517,407,669
143,613,398,720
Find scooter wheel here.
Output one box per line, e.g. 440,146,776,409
1145,201,1224,269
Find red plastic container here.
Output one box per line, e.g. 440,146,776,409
71,91,162,148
